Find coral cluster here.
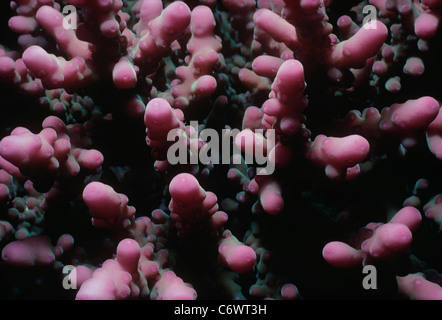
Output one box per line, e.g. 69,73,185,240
0,0,441,300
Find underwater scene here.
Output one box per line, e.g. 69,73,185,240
0,0,441,301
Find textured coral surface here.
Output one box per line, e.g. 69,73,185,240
0,0,441,300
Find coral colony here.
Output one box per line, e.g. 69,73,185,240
0,0,442,301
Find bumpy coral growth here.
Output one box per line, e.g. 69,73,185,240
83,181,136,228
322,206,422,267
0,0,441,301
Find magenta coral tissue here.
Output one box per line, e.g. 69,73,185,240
0,0,441,303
